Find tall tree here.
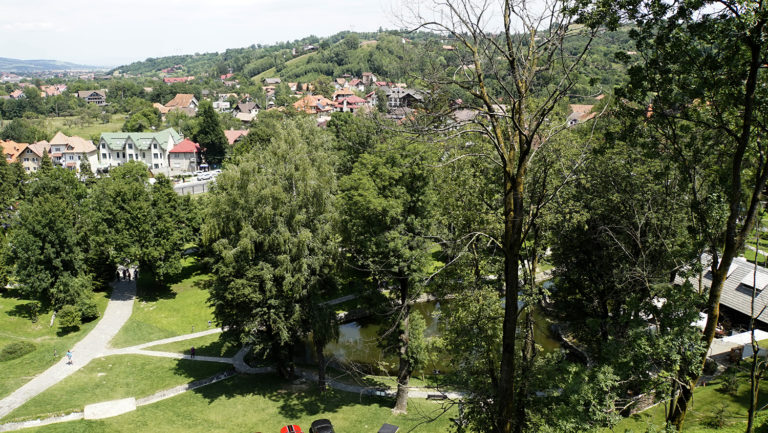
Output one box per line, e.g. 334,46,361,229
412,1,609,430
617,0,768,427
9,168,91,310
193,99,228,167
339,136,437,414
141,174,189,286
86,161,151,271
39,149,53,172
203,118,338,377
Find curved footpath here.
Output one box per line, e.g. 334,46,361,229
0,279,137,420
0,284,462,431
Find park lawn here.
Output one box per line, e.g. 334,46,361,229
1,355,229,423
30,114,125,141
110,257,214,348
611,371,768,432
146,332,239,358
0,287,110,400
22,374,456,433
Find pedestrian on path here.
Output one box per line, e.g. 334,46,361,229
66,350,72,365
190,347,195,358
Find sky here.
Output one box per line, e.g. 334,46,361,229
1,0,407,67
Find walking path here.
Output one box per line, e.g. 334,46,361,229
0,279,136,420
0,281,465,431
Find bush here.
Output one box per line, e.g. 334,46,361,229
719,367,740,396
58,304,82,329
0,341,36,362
77,298,99,322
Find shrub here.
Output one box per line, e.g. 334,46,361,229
719,367,740,396
58,304,82,329
0,341,36,362
77,298,99,322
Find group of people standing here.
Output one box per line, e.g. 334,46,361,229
117,267,138,281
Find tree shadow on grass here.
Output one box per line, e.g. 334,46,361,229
183,370,392,420
135,258,206,302
56,325,80,337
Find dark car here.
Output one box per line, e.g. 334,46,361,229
309,419,335,433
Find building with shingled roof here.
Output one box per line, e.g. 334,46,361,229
48,131,98,173
97,128,181,174
168,138,201,175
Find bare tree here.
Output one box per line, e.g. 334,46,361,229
405,0,604,431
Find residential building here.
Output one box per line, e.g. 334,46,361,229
48,131,98,173
382,87,423,109
1,140,25,163
16,141,48,173
97,128,182,174
263,77,281,85
77,90,107,105
335,95,368,113
9,89,24,99
293,94,334,115
567,104,596,126
163,76,195,84
224,130,249,145
362,72,377,85
40,84,66,97
164,94,198,116
168,138,201,175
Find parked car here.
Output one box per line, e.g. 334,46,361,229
309,419,335,433
197,172,212,181
280,425,302,433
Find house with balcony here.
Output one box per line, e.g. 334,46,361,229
48,131,98,173
97,128,182,174
168,138,201,175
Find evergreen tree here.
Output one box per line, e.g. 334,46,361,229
39,149,53,172
192,99,227,167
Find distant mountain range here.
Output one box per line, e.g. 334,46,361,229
0,57,106,72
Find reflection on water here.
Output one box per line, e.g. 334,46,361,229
315,299,560,375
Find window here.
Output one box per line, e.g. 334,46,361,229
101,143,105,149
78,156,81,161
153,163,159,169
153,143,158,149
128,154,134,160
102,153,107,159
153,153,159,159
127,143,133,150
33,158,37,162
142,152,146,159
23,158,29,162
69,155,74,161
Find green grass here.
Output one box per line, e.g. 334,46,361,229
110,257,214,348
0,287,110,400
146,333,239,358
1,355,230,423
252,53,315,82
611,370,768,432
21,374,456,433
29,114,125,141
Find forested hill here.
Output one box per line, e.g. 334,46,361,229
0,57,103,72
113,27,635,92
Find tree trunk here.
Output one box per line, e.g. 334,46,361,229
497,168,524,433
315,337,327,393
393,277,411,414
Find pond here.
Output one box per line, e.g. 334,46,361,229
305,299,561,376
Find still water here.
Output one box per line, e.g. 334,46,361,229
310,300,560,375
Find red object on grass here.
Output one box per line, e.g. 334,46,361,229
280,425,303,433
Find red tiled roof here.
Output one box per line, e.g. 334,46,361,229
169,138,200,153
224,130,249,145
163,76,195,84
220,73,234,80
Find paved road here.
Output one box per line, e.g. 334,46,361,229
0,279,136,420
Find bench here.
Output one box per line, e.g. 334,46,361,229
426,393,448,400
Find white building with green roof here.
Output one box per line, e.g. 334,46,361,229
97,128,182,174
